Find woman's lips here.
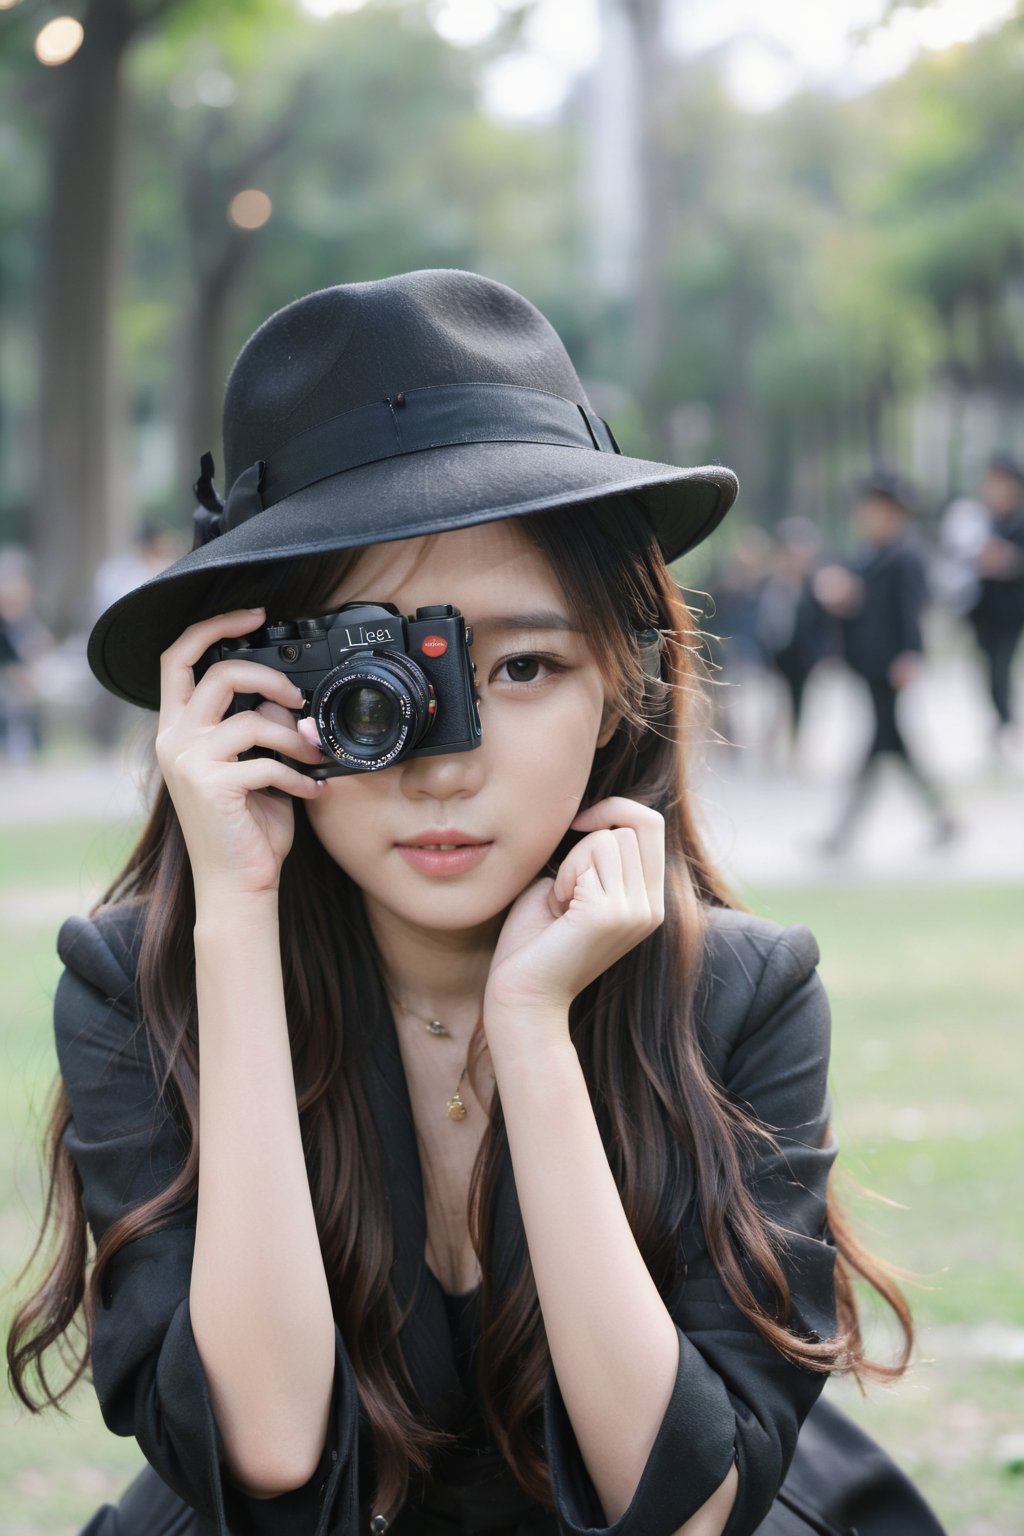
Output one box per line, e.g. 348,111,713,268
395,837,493,877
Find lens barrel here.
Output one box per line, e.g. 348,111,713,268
311,651,435,770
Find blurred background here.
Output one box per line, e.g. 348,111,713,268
1,1,1022,1532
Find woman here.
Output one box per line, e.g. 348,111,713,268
9,270,933,1536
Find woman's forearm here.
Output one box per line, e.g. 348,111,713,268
491,1023,736,1531
190,896,335,1497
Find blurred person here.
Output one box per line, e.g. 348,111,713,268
8,273,942,1536
755,517,836,764
815,469,955,854
94,523,181,616
705,524,773,671
959,452,1024,749
91,524,181,749
704,525,774,754
0,548,53,762
933,494,988,617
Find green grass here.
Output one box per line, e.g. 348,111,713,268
1,826,147,1535
0,821,139,894
1,834,1021,1532
749,883,1024,1534
750,884,1024,1329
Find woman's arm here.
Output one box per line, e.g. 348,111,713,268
190,897,336,1497
491,1026,738,1532
485,798,736,1531
54,909,360,1535
154,608,336,1497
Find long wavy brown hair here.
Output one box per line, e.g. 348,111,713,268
8,502,912,1519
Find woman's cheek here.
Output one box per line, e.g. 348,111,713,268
305,780,381,873
492,695,602,812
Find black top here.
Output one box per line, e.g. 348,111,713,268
841,533,928,680
970,508,1024,630
757,576,837,680
53,901,837,1536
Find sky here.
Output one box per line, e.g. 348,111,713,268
299,0,1019,118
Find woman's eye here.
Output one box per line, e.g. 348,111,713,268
485,651,564,688
504,655,542,683
491,653,563,687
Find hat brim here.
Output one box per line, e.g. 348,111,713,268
89,440,737,708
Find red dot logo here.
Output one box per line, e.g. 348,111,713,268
421,634,447,658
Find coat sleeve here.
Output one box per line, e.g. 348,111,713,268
542,922,838,1536
54,910,361,1536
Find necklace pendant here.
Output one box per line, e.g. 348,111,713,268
425,1019,450,1037
446,1091,468,1121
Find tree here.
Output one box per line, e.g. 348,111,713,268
34,0,194,632
32,0,283,632
122,1,576,522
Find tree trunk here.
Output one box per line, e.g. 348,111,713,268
173,89,311,511
619,0,672,457
34,0,136,635
175,249,246,513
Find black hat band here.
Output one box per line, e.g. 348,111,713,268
194,382,621,546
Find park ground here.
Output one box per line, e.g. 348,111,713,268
1,666,1022,1535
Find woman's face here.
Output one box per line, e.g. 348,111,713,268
304,520,614,937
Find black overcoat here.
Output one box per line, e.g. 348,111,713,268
969,508,1024,635
841,533,929,681
55,902,846,1536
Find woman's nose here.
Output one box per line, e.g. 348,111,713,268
398,745,485,800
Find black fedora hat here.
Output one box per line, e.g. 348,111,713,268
89,269,738,707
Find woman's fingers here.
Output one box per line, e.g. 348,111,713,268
493,803,665,1015
227,757,326,801
297,716,322,749
552,830,615,907
158,607,266,719
606,825,647,905
186,661,307,729
185,708,325,767
570,798,665,921
583,828,626,899
156,664,310,782
553,827,642,915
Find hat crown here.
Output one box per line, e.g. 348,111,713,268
223,269,588,489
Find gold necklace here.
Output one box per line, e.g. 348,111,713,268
388,993,481,1123
446,1063,469,1122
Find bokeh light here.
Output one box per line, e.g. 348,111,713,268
194,69,236,109
227,189,272,230
34,16,85,66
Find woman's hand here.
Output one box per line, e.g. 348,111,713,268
484,797,665,1040
155,608,326,905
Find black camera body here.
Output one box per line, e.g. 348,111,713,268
202,601,481,778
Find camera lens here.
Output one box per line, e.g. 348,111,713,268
341,686,395,746
311,651,435,770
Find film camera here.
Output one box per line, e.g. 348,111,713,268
201,602,481,778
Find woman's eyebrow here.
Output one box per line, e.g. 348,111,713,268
470,611,582,635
